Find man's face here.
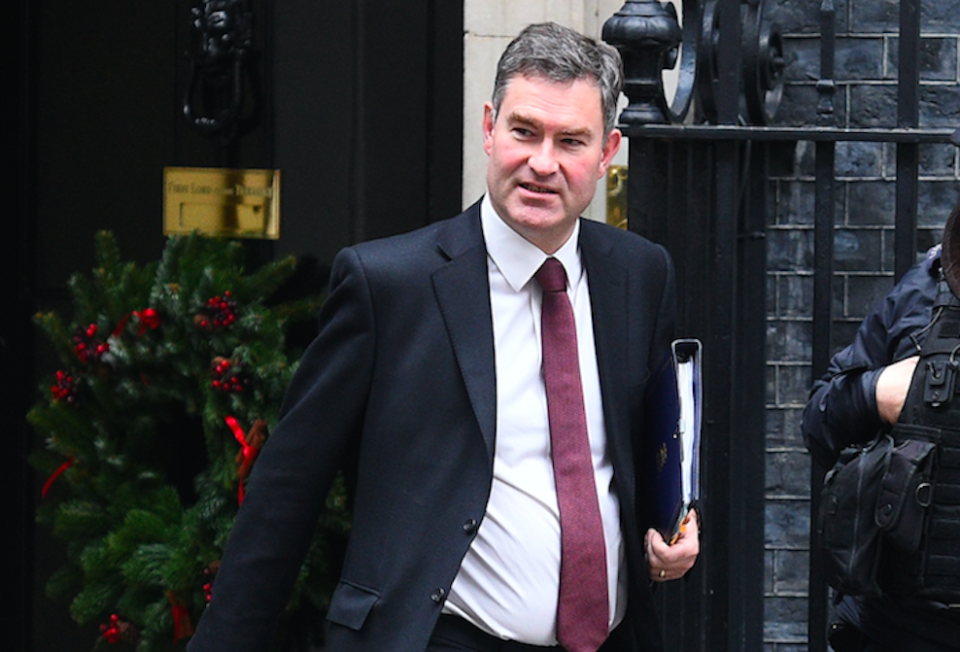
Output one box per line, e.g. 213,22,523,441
483,74,622,254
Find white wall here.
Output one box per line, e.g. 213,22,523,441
461,0,629,222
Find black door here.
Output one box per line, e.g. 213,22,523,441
7,2,463,650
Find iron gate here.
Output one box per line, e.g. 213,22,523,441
601,0,960,650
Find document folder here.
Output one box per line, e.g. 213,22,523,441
645,338,702,542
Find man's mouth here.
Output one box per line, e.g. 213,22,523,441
519,183,557,195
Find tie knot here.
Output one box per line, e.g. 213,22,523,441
535,258,567,293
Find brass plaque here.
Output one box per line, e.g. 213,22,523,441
164,167,280,239
606,165,628,230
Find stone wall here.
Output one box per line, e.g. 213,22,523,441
765,1,960,649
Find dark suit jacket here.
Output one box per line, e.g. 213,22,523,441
187,202,677,652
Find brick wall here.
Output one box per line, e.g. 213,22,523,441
765,1,960,649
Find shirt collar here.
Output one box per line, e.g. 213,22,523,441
480,194,582,293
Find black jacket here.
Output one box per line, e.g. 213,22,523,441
802,246,960,650
188,204,676,652
803,249,939,467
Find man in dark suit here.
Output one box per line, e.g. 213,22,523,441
188,22,699,652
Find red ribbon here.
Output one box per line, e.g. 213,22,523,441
224,416,261,505
112,308,161,339
42,457,76,498
166,591,194,644
136,308,161,335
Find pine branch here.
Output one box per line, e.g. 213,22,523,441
29,231,344,650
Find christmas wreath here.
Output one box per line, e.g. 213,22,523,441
29,231,350,651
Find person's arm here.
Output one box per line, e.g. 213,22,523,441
875,355,919,424
802,258,936,468
188,247,377,652
802,362,885,468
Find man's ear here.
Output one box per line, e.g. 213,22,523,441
597,128,622,178
482,102,496,156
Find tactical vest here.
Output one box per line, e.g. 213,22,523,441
882,272,960,604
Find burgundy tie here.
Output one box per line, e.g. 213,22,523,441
535,257,609,652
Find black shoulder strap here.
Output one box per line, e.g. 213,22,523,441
899,269,960,427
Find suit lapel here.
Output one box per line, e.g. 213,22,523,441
428,214,635,472
431,206,498,464
580,223,634,491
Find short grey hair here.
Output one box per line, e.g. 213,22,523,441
491,22,624,136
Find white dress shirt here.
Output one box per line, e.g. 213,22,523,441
442,195,626,644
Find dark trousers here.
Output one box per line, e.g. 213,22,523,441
427,615,633,652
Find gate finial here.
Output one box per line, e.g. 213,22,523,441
602,1,682,125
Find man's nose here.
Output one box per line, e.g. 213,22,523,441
528,142,559,176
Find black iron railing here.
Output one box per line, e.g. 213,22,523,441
602,0,959,650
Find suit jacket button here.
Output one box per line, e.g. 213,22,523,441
431,588,446,603
462,519,478,533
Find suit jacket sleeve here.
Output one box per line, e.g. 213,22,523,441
188,246,376,652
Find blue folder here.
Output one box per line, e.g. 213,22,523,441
644,339,702,541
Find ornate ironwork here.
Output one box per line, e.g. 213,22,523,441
602,1,684,125
695,0,784,125
741,0,784,125
604,0,784,127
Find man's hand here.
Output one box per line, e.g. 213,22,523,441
646,509,700,582
876,355,919,424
